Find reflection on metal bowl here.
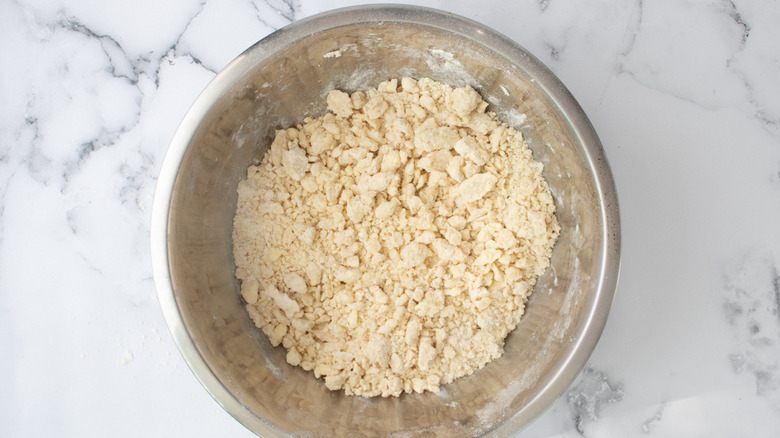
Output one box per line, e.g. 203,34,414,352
151,5,620,437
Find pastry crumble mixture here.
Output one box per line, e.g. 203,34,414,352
232,77,559,397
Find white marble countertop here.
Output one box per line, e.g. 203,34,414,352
2,0,779,436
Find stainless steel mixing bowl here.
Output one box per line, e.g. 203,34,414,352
151,5,620,437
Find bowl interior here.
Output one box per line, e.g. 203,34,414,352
163,9,617,438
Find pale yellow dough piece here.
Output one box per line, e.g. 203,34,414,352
232,77,559,397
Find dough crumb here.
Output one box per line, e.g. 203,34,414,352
232,78,559,397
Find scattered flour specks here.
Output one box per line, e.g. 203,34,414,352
118,349,135,365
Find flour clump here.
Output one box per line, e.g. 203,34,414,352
232,78,559,397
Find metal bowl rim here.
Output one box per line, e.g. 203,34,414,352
150,4,621,437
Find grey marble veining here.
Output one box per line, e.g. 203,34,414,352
2,0,780,436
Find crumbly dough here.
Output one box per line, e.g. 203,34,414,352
232,78,559,397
